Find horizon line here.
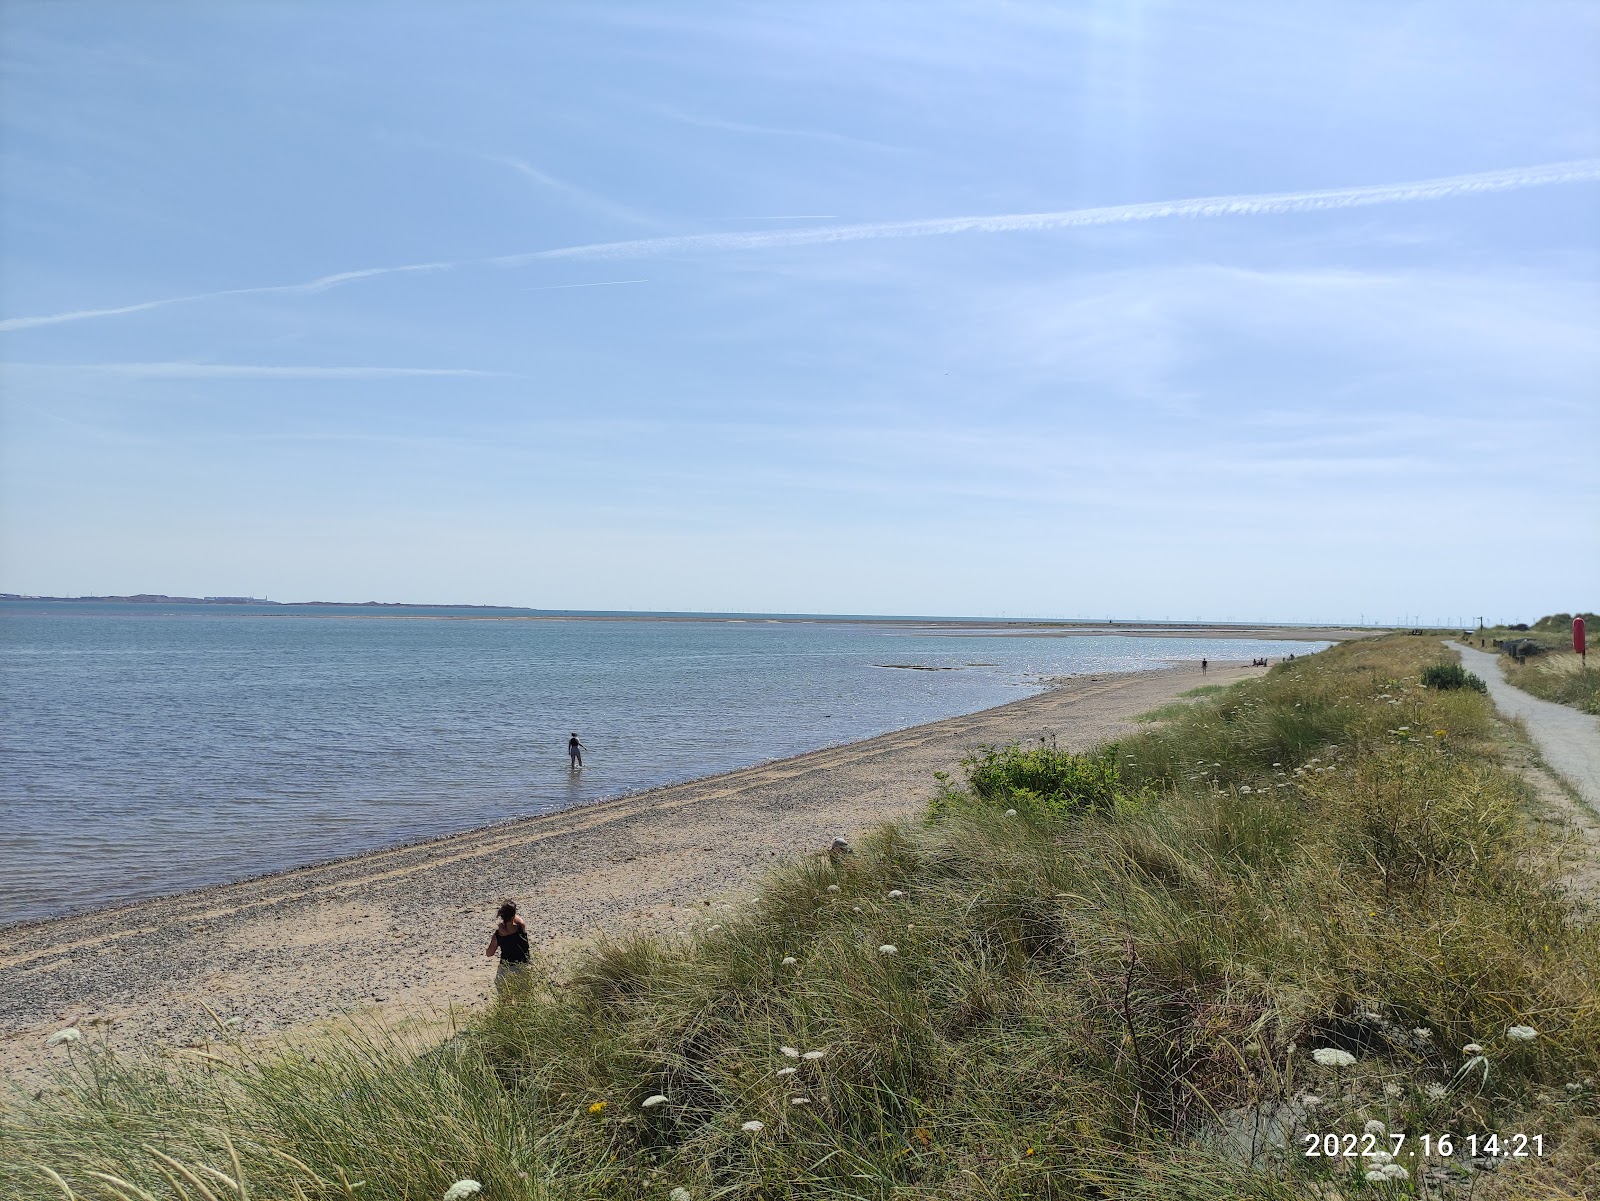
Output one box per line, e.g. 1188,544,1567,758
0,594,1468,627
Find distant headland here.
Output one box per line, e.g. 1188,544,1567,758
0,593,514,609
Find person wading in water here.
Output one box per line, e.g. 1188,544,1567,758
568,732,586,769
485,900,531,991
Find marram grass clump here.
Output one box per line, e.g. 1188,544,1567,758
4,636,1598,1200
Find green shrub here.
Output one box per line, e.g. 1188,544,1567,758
961,740,1121,818
1420,661,1486,692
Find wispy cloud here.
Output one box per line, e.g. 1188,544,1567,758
656,106,909,155
525,278,648,292
14,362,500,379
5,159,1595,332
488,155,660,228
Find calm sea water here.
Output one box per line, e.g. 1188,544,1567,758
0,602,1329,926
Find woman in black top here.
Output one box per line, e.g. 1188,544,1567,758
485,900,531,991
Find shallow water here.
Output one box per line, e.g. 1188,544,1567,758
0,602,1328,926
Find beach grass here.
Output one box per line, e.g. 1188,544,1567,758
1502,652,1600,717
1458,616,1600,716
4,635,1599,1199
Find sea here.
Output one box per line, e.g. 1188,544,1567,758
0,601,1330,927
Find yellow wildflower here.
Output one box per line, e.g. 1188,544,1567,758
588,1101,608,1115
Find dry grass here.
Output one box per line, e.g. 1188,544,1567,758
3,636,1598,1200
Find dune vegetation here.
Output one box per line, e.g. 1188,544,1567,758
1464,615,1599,716
4,635,1598,1200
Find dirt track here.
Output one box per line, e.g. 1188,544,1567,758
0,663,1261,1086
1453,643,1600,810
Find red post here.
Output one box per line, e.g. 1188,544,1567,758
1576,616,1586,666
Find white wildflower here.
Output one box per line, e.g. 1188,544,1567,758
443,1182,482,1201
776,1067,797,1077
642,1094,668,1109
852,905,862,913
1426,1084,1447,1099
1239,786,1252,794
781,957,798,966
1365,1120,1388,1136
790,1097,810,1105
1463,1043,1482,1055
802,1049,826,1060
1311,1047,1357,1068
1004,809,1018,817
1368,1150,1393,1166
45,1028,81,1046
887,890,904,899
1507,1025,1538,1042
1382,1083,1402,1098
1412,1027,1432,1040
741,1120,764,1133
670,1189,692,1201
1363,1170,1388,1184
780,1046,800,1058
878,944,898,955
1299,1094,1321,1108
1382,1163,1409,1181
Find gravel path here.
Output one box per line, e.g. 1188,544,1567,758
1452,643,1600,810
1,662,1260,1087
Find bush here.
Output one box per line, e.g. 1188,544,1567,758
1421,662,1487,692
961,740,1122,818
1533,613,1574,633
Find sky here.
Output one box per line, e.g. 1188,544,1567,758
1,1,1596,623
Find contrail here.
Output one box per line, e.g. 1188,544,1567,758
0,261,456,332
4,159,1594,332
516,158,1600,263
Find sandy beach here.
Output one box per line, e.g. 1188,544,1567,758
1,661,1266,1087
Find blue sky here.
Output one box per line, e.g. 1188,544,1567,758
2,1,1596,622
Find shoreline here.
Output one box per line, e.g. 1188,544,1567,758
1,661,1267,1085
0,665,1156,937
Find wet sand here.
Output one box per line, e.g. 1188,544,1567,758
1,662,1266,1086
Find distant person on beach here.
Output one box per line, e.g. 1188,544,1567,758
485,900,531,991
568,732,586,769
1201,658,1208,674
